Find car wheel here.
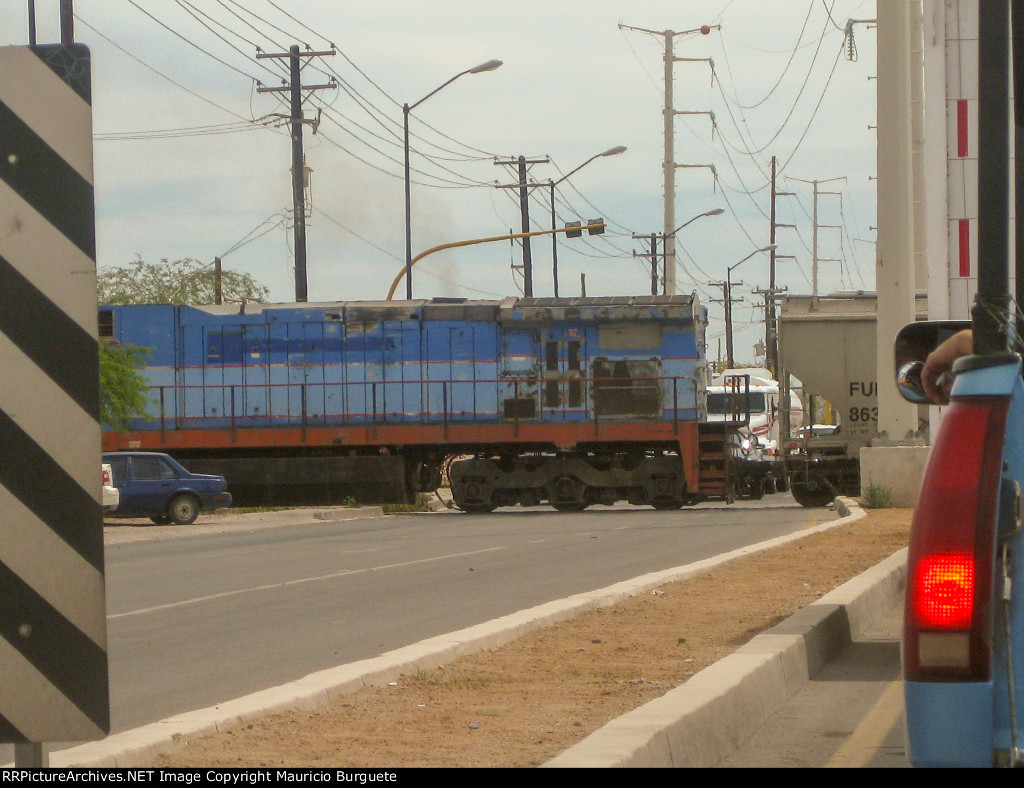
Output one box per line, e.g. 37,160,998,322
150,515,171,525
168,494,200,525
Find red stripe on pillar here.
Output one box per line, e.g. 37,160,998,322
959,219,971,277
958,100,969,158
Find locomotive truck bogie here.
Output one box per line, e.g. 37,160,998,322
448,449,690,513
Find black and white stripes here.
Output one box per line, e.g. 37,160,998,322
0,43,109,743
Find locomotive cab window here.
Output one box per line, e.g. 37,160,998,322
593,358,660,417
545,341,560,408
706,392,767,415
98,310,114,340
567,341,582,408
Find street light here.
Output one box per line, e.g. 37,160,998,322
548,145,627,297
725,244,777,368
670,207,725,236
660,207,725,294
403,59,503,300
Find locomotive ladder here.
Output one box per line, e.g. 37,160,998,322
697,421,733,499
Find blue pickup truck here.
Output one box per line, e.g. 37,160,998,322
896,324,1024,767
103,451,232,525
890,1,1024,767
891,0,1024,766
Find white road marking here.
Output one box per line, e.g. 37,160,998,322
109,546,505,620
825,680,904,768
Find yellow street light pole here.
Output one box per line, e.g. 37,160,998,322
386,222,606,301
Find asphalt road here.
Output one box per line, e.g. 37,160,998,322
102,496,832,734
2,495,837,767
717,599,908,768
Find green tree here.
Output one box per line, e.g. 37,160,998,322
99,341,151,430
98,256,270,306
98,256,270,428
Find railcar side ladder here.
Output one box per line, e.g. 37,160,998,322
697,421,732,499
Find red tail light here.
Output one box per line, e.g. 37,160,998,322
102,467,112,486
913,552,975,629
904,397,1009,681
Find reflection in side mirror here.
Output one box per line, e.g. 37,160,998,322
896,360,930,404
893,320,971,404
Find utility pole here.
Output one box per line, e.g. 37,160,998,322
618,22,718,295
769,156,778,376
495,155,550,297
788,176,845,299
708,279,743,369
257,45,336,303
767,157,796,377
60,0,73,43
632,233,662,295
754,286,786,371
214,257,222,305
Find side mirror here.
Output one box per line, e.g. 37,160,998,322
893,320,971,404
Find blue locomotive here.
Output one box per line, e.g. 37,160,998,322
99,295,744,511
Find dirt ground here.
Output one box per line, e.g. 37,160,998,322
148,504,912,769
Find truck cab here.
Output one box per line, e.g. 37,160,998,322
704,369,797,499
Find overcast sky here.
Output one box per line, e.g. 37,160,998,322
2,0,879,364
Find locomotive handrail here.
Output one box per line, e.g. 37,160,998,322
132,372,701,433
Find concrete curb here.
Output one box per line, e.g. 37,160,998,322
55,496,895,768
103,507,386,546
543,500,907,768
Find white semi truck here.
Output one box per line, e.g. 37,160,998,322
704,369,803,499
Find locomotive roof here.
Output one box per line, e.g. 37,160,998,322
501,294,701,324
107,295,702,325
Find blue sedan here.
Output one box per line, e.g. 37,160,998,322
103,451,232,525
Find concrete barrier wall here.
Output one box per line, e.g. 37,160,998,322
859,445,930,508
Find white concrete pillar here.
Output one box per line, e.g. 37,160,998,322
875,0,921,442
945,0,980,318
923,0,949,321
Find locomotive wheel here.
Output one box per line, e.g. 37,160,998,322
652,500,684,510
790,480,834,508
552,503,588,512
